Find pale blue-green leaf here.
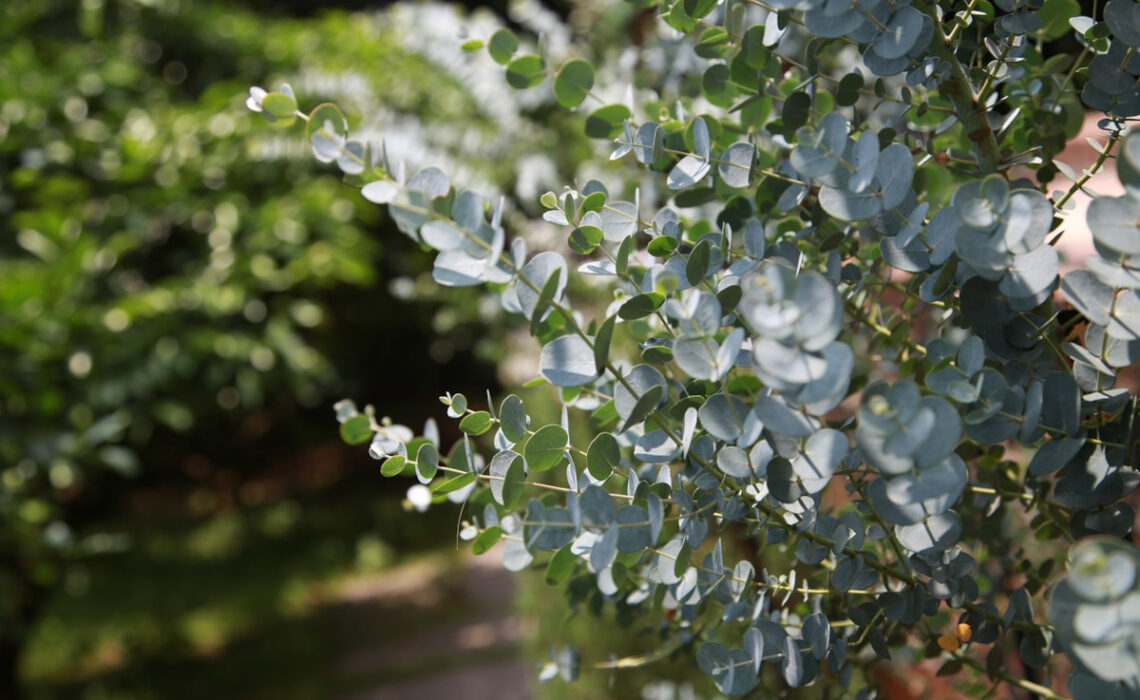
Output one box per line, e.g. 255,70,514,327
793,275,843,351
885,455,967,514
675,291,722,337
1000,245,1059,300
790,342,854,416
719,143,755,188
590,522,619,571
754,395,815,436
794,428,847,486
876,143,914,210
452,190,484,232
1029,436,1086,475
782,635,804,686
790,142,839,178
647,493,664,543
407,166,450,200
634,122,662,165
336,140,366,175
693,117,710,159
361,180,400,205
717,445,752,478
872,6,924,59
896,512,961,552
599,201,638,242
502,537,533,571
753,339,829,388
668,155,711,190
778,183,809,211
1107,290,1140,341
682,407,698,458
540,335,599,387
674,337,719,380
433,250,485,287
745,627,764,674
420,220,465,251
881,236,930,273
849,131,879,194
858,427,915,476
634,430,680,463
803,612,830,660
913,397,962,467
579,485,616,528
489,450,521,504
743,218,766,258
614,365,667,422
700,393,751,442
1063,270,1115,325
819,185,881,220
716,328,745,379
1086,323,1140,368
517,252,568,319
957,335,986,375
1001,191,1052,254
1089,195,1140,256
616,506,651,552
884,405,935,457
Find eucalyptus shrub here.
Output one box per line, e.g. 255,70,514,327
253,0,1140,696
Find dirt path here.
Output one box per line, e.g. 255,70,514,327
332,550,532,699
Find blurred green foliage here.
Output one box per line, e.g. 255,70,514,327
0,0,587,694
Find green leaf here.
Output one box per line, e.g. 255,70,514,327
595,315,616,374
1039,0,1080,38
623,385,665,432
665,0,698,33
684,0,717,19
306,103,347,144
530,267,564,334
432,471,477,494
619,293,665,320
553,58,595,108
589,400,619,430
585,104,631,139
461,38,485,52
782,92,811,130
261,92,297,126
579,191,606,215
836,72,864,107
340,415,372,445
506,55,546,89
587,432,621,480
500,394,528,443
416,443,439,481
381,455,407,477
616,235,635,277
642,345,674,365
473,526,502,555
568,225,604,254
647,236,679,257
546,544,577,584
525,424,569,471
694,26,730,58
686,239,711,286
502,454,526,508
701,64,730,98
488,28,519,65
459,411,493,436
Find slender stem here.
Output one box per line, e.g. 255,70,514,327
915,0,1001,173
